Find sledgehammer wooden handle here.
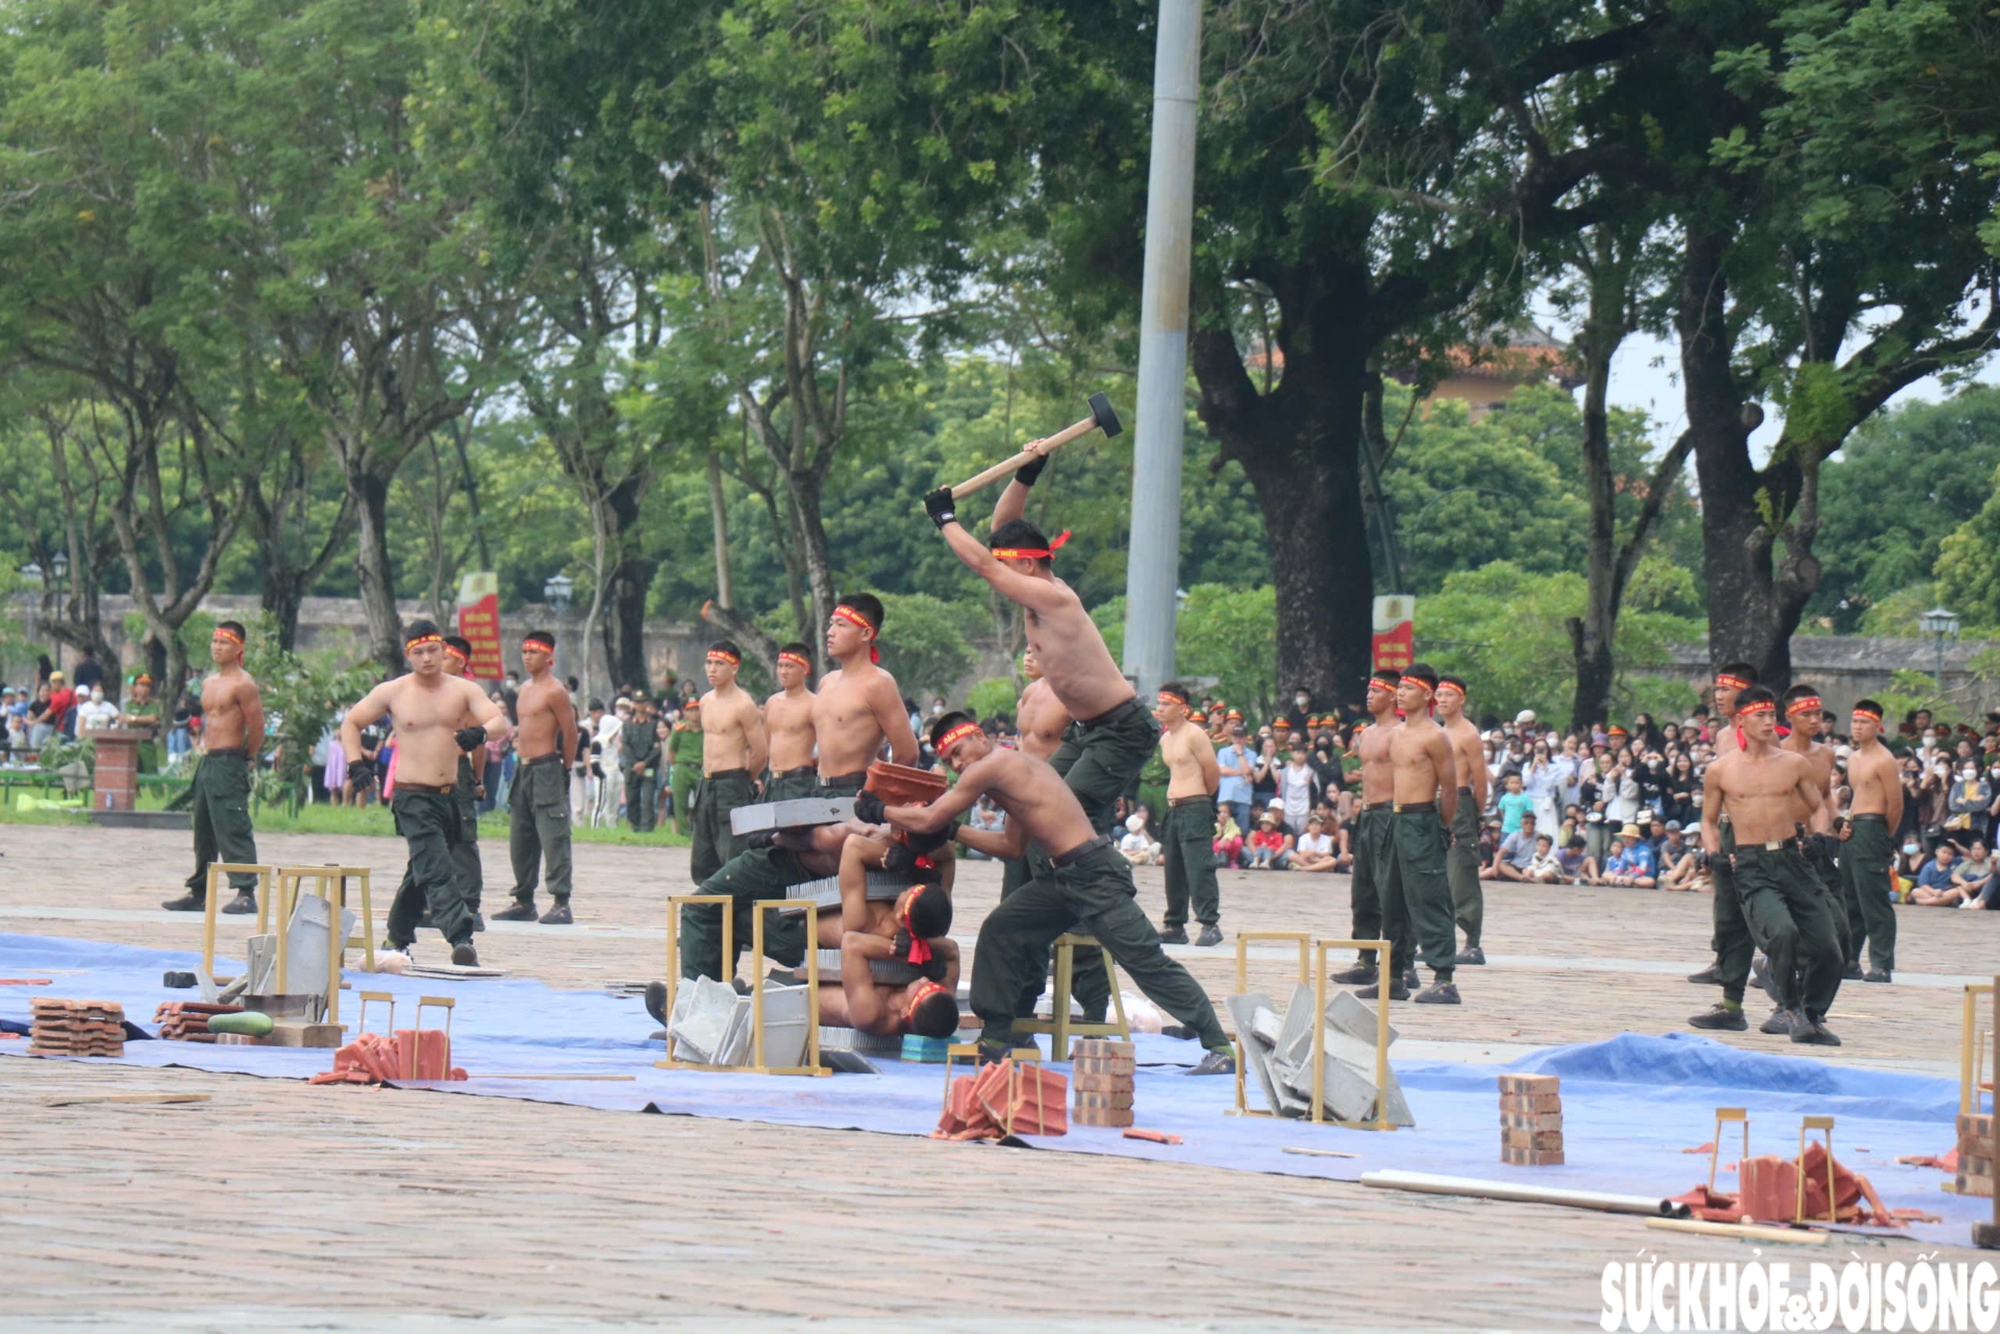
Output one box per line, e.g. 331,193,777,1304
949,392,1122,499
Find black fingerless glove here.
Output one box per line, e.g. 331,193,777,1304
920,954,950,982
454,726,487,753
907,820,958,854
1014,451,1048,487
923,487,957,531
883,840,917,875
349,757,377,789
747,829,778,851
852,789,886,824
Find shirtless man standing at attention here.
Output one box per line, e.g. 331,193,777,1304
1688,685,1844,1045
495,631,580,924
1368,665,1460,1005
1331,672,1411,991
763,642,820,802
1781,683,1852,991
1687,663,1763,1012
341,621,509,965
1000,646,1071,900
1154,682,1223,947
1435,675,1489,966
688,642,768,885
1839,699,1902,985
162,622,266,915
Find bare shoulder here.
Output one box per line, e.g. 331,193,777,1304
868,668,904,707
233,670,261,697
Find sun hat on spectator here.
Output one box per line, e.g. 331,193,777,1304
1618,823,1644,840
1515,709,1535,724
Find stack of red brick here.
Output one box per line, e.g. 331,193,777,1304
28,999,124,1057
1499,1073,1563,1165
1072,1039,1136,1128
153,1001,241,1042
935,1058,1067,1139
308,1030,466,1085
1958,1112,1994,1199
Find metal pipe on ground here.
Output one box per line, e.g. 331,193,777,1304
1360,1169,1693,1219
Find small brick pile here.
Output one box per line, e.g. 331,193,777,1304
935,1058,1068,1139
28,999,125,1057
1958,1112,1995,1199
1499,1073,1563,1166
153,1001,242,1042
1072,1039,1136,1128
308,1030,466,1085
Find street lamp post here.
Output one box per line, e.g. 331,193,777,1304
543,572,574,678
1920,606,1960,691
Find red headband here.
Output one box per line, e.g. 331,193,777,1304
832,605,881,663
1786,695,1822,718
936,721,982,753
706,648,740,667
1737,700,1777,718
444,645,468,665
1435,682,1465,700
1715,673,1751,691
1852,707,1883,722
778,650,810,670
1157,689,1188,707
521,638,552,654
406,632,444,650
900,886,934,966
1368,676,1398,694
214,628,244,648
991,531,1072,561
904,979,950,1025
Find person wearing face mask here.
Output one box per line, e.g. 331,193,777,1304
1947,757,1992,844
1284,687,1315,736
76,684,120,732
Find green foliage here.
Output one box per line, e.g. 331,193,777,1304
868,592,980,702
1414,560,1701,722
964,677,1020,721
1091,585,1278,718
240,616,379,814
1934,467,2000,630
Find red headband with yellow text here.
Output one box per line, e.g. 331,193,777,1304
832,603,881,663
778,650,811,670
936,721,982,753
1715,673,1752,692
1852,704,1884,722
991,531,1072,561
214,627,244,648
406,631,445,651
521,637,553,655
1367,676,1398,694
904,979,950,1021
707,647,741,667
1435,682,1465,702
1736,699,1777,718
1786,695,1822,718
1157,687,1188,707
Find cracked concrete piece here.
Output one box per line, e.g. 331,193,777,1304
729,797,857,836
1226,992,1295,1116
667,977,741,1064
1326,988,1398,1047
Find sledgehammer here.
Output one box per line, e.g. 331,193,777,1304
948,392,1122,499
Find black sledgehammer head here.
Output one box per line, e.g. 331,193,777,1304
1089,391,1123,438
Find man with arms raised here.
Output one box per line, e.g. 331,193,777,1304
878,712,1235,1073
1369,665,1460,1005
342,622,509,965
1840,699,1902,984
1435,674,1489,966
687,641,768,884
1331,672,1414,991
162,622,266,915
763,642,820,802
1688,686,1844,1044
496,631,580,924
1154,682,1223,946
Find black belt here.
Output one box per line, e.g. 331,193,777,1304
819,771,867,790
523,751,565,768
703,767,750,780
1078,696,1142,730
396,781,455,797
775,765,817,779
1363,800,1393,812
1734,836,1803,855
1051,833,1114,867
1850,812,1888,825
1390,801,1437,814
204,747,247,760
1457,786,1474,797
1169,795,1215,808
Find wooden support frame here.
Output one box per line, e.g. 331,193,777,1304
1963,982,1995,1116
269,865,377,1028
411,996,455,1080
358,991,395,1038
658,896,824,1076
1231,930,1398,1131
199,863,275,983
1796,1115,1837,1224
1709,1108,1748,1192
658,894,735,1071
1008,933,1130,1059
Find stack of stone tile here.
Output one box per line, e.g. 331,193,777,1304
1958,1111,1994,1198
153,1000,242,1042
28,999,125,1057
1499,1073,1563,1166
1072,1038,1136,1128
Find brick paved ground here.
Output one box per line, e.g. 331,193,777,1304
2,824,1993,1330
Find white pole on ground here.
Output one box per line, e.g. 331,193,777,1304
1121,0,1202,697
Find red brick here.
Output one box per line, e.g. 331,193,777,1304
1499,1111,1564,1132
1502,1128,1565,1151
1075,1091,1135,1111
1498,1092,1562,1113
1496,1074,1559,1095
1075,1107,1135,1128
1074,1071,1135,1094
1073,1055,1135,1078
1501,1146,1565,1166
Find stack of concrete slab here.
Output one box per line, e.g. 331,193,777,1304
28,998,124,1056
1226,986,1413,1126
1499,1073,1564,1165
665,976,812,1069
1072,1039,1136,1127
1957,1111,1994,1198
784,869,909,911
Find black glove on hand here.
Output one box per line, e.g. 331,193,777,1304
852,788,886,824
893,927,914,960
923,487,957,531
906,820,959,854
454,726,487,753
349,757,377,789
747,829,779,851
1014,450,1048,488
920,954,950,982
883,840,917,875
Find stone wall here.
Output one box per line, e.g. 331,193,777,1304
1665,636,2000,720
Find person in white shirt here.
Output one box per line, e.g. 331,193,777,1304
1523,833,1567,884
593,698,628,826
1118,812,1161,865
76,686,121,732
1276,743,1318,836
1291,813,1338,872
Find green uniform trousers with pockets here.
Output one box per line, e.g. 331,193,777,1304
1377,809,1454,984
1839,815,1897,974
387,791,476,948
1733,845,1842,1018
507,760,573,907
1162,797,1220,931
1349,807,1388,967
688,770,756,885
184,752,260,899
1046,706,1160,835
765,769,820,802
1446,787,1481,952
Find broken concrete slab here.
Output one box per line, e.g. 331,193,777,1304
729,797,857,836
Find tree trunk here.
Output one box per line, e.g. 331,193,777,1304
1567,243,1630,731
600,473,655,692
348,462,405,678
791,478,838,669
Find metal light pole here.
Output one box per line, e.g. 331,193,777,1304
1120,0,1202,697
48,550,69,677
1921,606,1959,692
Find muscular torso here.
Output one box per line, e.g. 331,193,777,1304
1389,719,1450,805
200,669,258,752
1782,735,1838,832
765,688,818,772
1357,719,1399,804
1711,748,1817,845
1015,678,1070,761
1847,743,1898,817
1161,720,1216,800
382,674,484,787
811,668,893,776
514,677,567,760
1021,582,1134,722
701,685,760,774
1443,717,1485,803
972,748,1099,858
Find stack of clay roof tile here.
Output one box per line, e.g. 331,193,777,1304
153,1001,242,1042
308,1030,465,1085
934,1058,1066,1139
29,999,125,1057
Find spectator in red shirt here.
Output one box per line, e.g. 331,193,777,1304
44,671,76,740
1246,806,1294,870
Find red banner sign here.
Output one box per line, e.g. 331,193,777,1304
456,571,503,681
1371,594,1415,672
